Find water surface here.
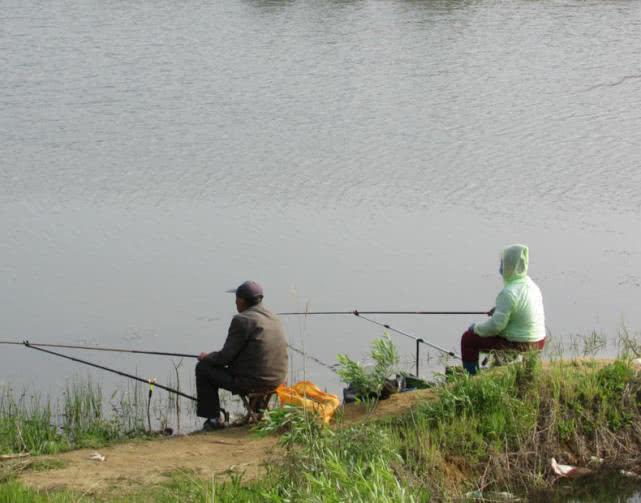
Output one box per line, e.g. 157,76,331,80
2,0,641,407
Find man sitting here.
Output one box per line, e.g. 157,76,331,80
196,281,288,431
461,244,546,375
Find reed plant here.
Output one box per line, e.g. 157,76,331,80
0,375,151,456
0,389,62,455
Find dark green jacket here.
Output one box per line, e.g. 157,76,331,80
205,304,288,390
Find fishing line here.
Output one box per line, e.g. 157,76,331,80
286,343,339,374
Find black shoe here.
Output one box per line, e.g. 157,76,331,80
202,418,226,432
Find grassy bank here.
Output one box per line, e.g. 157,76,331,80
0,376,156,457
235,355,641,501
3,353,641,501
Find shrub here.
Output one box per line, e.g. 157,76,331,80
336,335,399,399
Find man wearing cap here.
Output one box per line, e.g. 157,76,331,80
196,281,288,431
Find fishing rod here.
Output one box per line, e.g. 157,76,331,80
0,341,197,358
21,341,197,401
1,340,338,375
352,311,462,375
278,310,489,316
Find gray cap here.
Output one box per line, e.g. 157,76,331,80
226,280,264,300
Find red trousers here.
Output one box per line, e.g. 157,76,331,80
460,328,545,363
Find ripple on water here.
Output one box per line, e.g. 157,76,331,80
1,0,641,393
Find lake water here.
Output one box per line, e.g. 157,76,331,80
533,472,641,502
2,0,641,416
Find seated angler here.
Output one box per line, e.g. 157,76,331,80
196,281,288,431
461,244,546,375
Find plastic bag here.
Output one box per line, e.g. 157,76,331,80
276,381,340,424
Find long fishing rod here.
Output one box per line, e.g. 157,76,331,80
1,340,338,375
0,341,197,358
21,341,197,401
278,310,489,316
352,311,462,376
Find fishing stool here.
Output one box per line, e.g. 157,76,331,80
482,348,542,369
237,390,276,425
482,350,522,368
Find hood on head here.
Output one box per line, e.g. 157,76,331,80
501,244,529,282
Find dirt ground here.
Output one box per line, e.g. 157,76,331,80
16,388,436,498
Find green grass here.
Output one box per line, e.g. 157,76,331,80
239,354,641,500
0,480,80,503
129,354,638,502
0,376,152,456
3,336,641,501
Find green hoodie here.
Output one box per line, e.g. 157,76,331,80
473,244,546,342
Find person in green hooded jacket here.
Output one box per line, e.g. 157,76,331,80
461,244,546,375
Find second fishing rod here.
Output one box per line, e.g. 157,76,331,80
351,311,462,376
279,309,475,375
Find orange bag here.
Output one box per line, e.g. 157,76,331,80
275,381,340,424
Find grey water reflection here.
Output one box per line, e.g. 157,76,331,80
1,0,641,409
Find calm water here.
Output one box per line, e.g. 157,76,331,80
2,0,641,421
533,472,641,502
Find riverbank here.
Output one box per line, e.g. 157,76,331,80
0,386,433,500
3,355,641,501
